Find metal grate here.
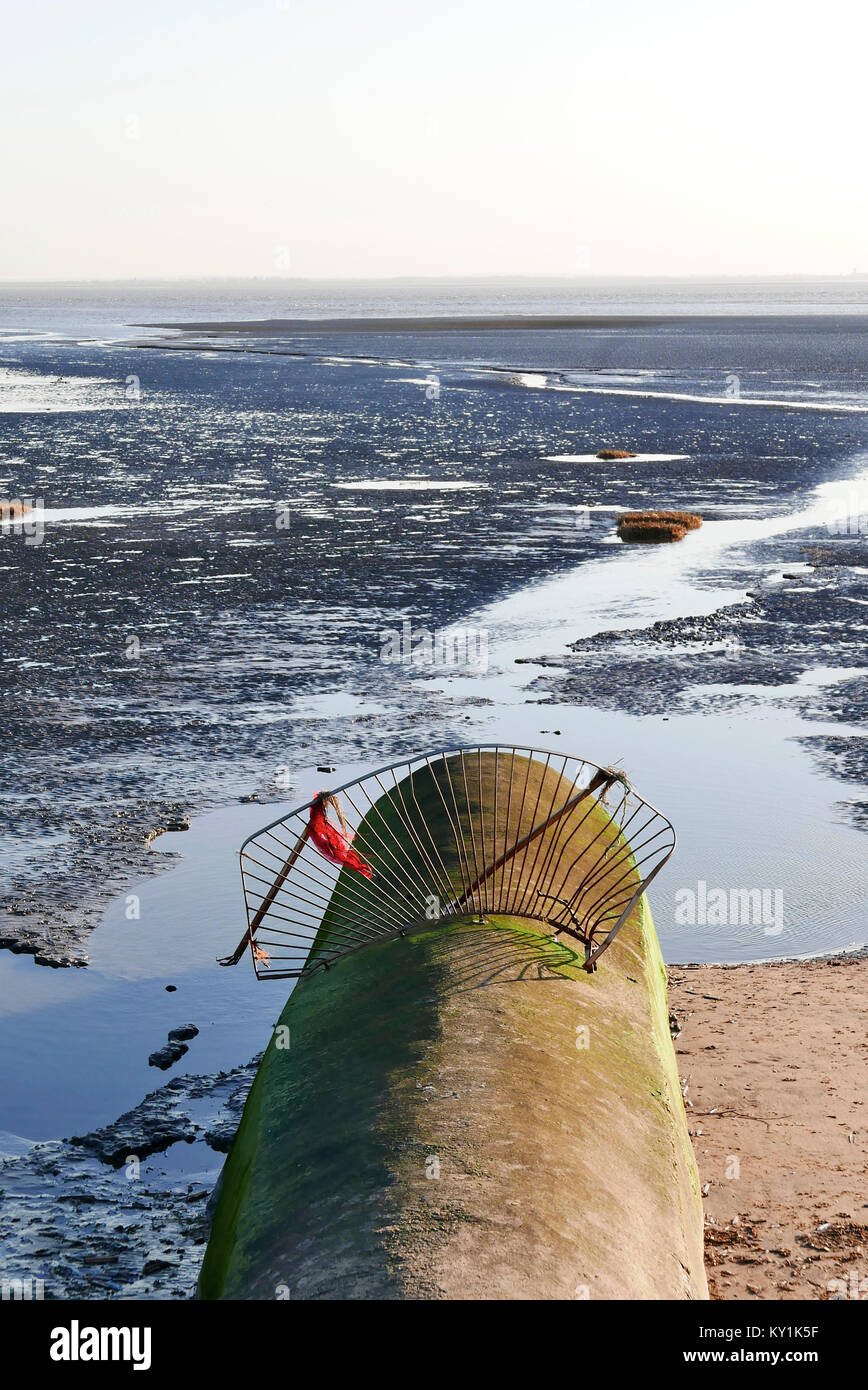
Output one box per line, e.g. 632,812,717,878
220,745,676,979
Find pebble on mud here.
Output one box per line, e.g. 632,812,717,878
148,1042,189,1070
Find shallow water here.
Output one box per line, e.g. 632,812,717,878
0,805,278,1140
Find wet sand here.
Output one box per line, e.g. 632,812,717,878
669,954,867,1300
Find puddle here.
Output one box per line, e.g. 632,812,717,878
546,453,691,463
331,479,486,492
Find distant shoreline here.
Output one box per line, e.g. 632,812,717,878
135,313,868,336
139,315,688,334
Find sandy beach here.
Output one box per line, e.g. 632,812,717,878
670,954,866,1300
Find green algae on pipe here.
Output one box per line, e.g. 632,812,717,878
201,752,703,1298
199,902,707,1300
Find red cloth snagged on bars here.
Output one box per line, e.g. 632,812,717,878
308,795,373,879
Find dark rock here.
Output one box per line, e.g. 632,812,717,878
167,1024,198,1043
148,1042,188,1070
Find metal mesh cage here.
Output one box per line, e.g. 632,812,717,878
225,745,675,979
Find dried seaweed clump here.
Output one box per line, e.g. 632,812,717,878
617,509,702,543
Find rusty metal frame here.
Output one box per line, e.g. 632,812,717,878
224,744,676,979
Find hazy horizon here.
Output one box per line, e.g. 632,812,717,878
3,0,866,281
2,272,868,288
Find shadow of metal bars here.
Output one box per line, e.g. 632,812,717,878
230,745,676,980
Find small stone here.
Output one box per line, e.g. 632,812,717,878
167,1024,198,1043
148,1042,188,1070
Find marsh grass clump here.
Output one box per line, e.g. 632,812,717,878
597,448,637,460
621,509,702,531
619,518,687,542
617,509,702,543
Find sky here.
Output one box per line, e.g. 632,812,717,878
1,0,866,281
